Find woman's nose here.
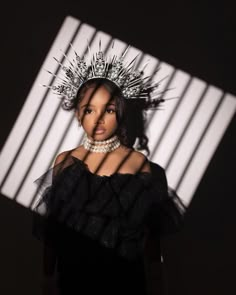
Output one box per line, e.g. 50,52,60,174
95,111,105,124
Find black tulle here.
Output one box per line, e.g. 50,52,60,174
32,155,185,294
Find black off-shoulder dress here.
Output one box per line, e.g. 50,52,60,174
32,155,185,295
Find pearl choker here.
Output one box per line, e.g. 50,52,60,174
82,134,121,153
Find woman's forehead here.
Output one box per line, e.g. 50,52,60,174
80,85,116,105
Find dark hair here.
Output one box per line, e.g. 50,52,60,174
74,78,151,155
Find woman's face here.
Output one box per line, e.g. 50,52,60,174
76,85,118,141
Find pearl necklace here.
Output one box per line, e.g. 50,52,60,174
82,134,121,153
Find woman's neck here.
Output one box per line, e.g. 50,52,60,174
82,134,121,153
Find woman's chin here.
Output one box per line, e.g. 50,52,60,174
88,133,115,141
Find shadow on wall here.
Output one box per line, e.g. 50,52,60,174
0,194,42,295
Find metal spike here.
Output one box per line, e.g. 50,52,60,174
120,45,130,60
125,53,140,70
86,39,91,57
99,39,101,51
53,57,64,68
44,69,66,82
69,43,75,51
140,59,150,72
42,40,168,110
163,96,179,101
153,75,169,85
59,50,75,68
111,39,115,49
39,83,51,88
69,43,78,56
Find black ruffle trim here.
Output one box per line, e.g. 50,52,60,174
32,156,186,260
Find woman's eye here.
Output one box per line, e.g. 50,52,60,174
106,108,116,114
83,108,92,114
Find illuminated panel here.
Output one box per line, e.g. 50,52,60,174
0,15,235,209
177,93,235,205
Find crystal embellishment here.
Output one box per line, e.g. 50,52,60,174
43,41,163,110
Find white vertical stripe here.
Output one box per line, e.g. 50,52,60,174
146,66,185,159
1,21,96,202
155,77,207,168
177,94,236,205
9,24,98,206
2,91,61,198
167,86,223,190
0,16,79,185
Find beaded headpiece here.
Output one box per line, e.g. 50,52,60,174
43,41,165,110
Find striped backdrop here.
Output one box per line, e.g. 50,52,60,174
0,15,235,210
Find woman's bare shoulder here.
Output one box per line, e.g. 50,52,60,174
130,150,151,173
54,151,71,166
54,146,83,165
118,146,151,173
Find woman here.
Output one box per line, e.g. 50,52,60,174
33,46,185,295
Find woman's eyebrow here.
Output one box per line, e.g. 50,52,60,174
81,103,116,108
81,103,94,109
106,103,116,106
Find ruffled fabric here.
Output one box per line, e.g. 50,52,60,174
32,155,185,261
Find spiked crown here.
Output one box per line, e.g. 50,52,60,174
43,41,165,110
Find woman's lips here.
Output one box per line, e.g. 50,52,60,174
94,127,106,134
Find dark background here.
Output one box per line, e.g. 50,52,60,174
0,0,235,294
